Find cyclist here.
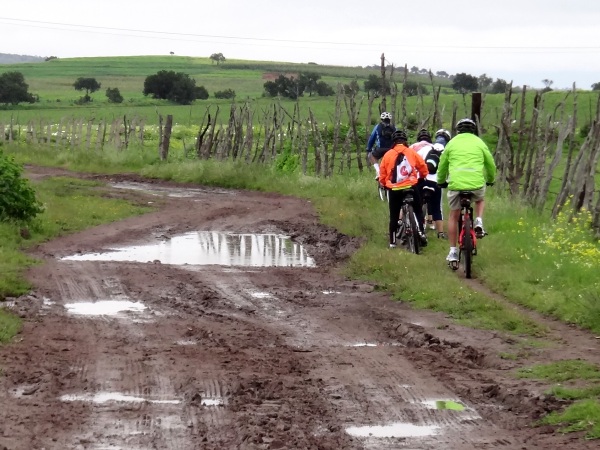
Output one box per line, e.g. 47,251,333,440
367,112,396,179
411,128,433,152
434,128,452,147
379,129,429,249
436,118,496,263
417,142,446,238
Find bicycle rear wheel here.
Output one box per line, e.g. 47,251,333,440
406,205,420,255
462,215,473,278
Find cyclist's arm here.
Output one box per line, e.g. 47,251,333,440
482,146,497,184
378,150,392,187
436,147,450,185
366,126,378,152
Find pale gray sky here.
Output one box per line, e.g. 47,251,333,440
2,0,599,89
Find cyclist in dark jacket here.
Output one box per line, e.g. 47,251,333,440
366,112,396,179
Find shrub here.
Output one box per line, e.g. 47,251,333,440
214,88,236,99
106,87,124,103
0,152,44,222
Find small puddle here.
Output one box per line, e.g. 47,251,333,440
421,400,467,411
423,400,466,411
60,392,180,405
347,342,405,348
201,398,224,406
64,300,147,316
346,423,440,438
61,232,315,267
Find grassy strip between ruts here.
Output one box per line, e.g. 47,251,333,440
0,175,152,342
517,361,600,439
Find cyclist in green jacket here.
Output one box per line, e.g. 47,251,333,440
436,118,496,263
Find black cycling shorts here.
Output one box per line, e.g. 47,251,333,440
369,147,391,160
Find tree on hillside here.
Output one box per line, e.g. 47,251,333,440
315,81,335,96
592,82,600,91
478,73,493,92
452,73,479,93
0,71,36,105
105,87,123,103
436,70,449,78
541,78,554,93
263,75,303,99
363,74,390,97
410,66,419,74
299,72,321,97
73,77,101,103
143,70,205,105
209,53,226,65
490,78,509,94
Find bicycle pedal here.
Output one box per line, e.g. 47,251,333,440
449,261,459,271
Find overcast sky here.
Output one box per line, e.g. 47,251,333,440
1,0,599,90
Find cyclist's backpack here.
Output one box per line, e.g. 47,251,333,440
424,144,443,175
391,151,413,183
379,123,394,148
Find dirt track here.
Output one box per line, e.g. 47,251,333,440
1,166,599,449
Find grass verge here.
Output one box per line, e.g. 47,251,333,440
517,360,600,439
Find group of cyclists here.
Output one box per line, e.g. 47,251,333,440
367,112,497,264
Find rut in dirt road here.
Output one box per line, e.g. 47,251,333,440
1,173,598,450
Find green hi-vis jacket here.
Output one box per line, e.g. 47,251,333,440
436,133,496,191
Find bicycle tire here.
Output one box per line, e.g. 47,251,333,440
462,213,473,278
407,205,420,255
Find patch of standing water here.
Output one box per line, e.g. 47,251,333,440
201,398,225,406
346,423,440,438
64,301,147,316
60,392,180,405
422,400,466,411
61,232,316,267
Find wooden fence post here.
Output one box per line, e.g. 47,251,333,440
159,114,173,161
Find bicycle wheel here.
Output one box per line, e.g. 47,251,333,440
462,214,473,278
407,205,420,255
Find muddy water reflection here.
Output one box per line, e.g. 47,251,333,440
62,232,316,267
346,423,440,438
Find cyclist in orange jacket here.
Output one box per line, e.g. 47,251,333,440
379,130,429,249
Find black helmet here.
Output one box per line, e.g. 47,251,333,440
392,129,407,143
456,118,477,134
416,128,432,143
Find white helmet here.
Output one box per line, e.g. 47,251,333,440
435,128,451,141
380,112,392,120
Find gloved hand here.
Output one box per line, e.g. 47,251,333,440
437,182,448,188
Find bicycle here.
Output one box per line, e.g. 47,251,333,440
394,188,422,254
450,187,490,278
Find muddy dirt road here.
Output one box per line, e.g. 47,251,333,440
1,167,599,449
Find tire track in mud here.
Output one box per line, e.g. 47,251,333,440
197,267,524,449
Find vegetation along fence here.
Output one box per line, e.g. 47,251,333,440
1,84,600,234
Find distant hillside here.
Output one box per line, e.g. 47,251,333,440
0,53,45,64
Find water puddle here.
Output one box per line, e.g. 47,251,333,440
61,232,315,267
176,340,197,346
111,181,233,198
346,423,440,438
322,290,341,295
201,398,224,406
423,400,466,411
347,342,405,348
250,292,272,298
64,300,147,316
60,392,180,405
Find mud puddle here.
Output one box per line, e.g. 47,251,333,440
61,231,316,267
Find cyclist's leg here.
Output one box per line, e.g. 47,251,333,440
429,184,445,237
472,187,486,235
388,190,402,247
371,147,388,179
411,185,426,236
446,190,461,261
